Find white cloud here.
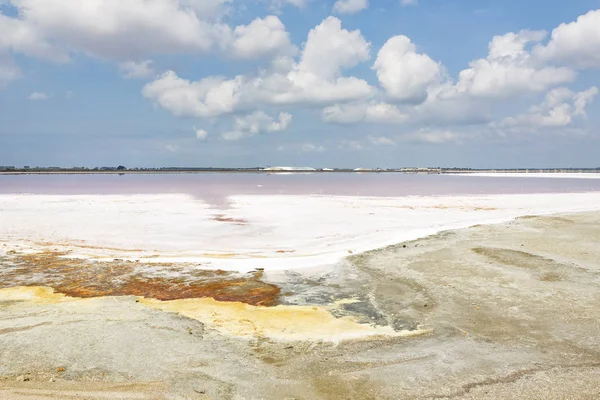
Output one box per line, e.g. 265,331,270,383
299,17,370,81
1,0,293,65
165,144,179,152
408,82,494,126
534,9,600,68
28,91,50,100
339,140,364,150
573,86,599,116
501,86,598,128
323,101,408,124
277,142,324,152
367,135,396,146
142,71,243,118
373,35,442,103
143,17,375,118
401,128,463,144
400,0,418,6
222,111,292,140
2,0,228,61
227,16,296,59
0,12,67,62
453,30,576,98
333,0,369,15
195,128,209,140
119,60,155,79
251,71,374,105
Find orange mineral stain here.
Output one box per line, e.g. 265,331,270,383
0,250,280,306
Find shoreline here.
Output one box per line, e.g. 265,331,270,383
2,170,600,176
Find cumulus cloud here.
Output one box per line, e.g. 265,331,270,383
401,128,463,144
142,71,243,118
143,17,375,118
227,16,296,59
222,111,292,140
534,9,600,68
323,101,408,124
1,0,228,61
235,16,374,105
299,17,370,81
119,60,155,79
318,11,600,131
5,0,596,145
195,128,209,140
373,35,442,103
333,0,369,15
501,86,598,128
453,30,576,98
0,12,67,62
28,91,50,100
0,0,294,66
367,135,396,146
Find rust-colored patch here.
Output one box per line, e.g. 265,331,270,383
0,251,280,306
275,250,296,254
121,275,279,306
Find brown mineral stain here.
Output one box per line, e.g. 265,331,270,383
0,251,280,306
28,240,144,253
212,215,248,225
121,276,280,305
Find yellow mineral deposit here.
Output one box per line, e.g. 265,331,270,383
140,297,430,343
0,286,72,305
0,286,429,343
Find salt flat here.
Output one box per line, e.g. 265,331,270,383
2,192,600,271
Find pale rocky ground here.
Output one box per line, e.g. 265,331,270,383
2,212,600,399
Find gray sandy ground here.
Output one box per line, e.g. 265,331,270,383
2,212,600,399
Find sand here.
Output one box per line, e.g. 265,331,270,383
2,211,600,399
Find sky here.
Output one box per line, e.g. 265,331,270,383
1,0,600,169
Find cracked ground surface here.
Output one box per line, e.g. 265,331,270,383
2,212,600,399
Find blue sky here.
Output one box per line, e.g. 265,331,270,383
1,0,600,168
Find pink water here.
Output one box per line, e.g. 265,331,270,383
2,173,600,207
